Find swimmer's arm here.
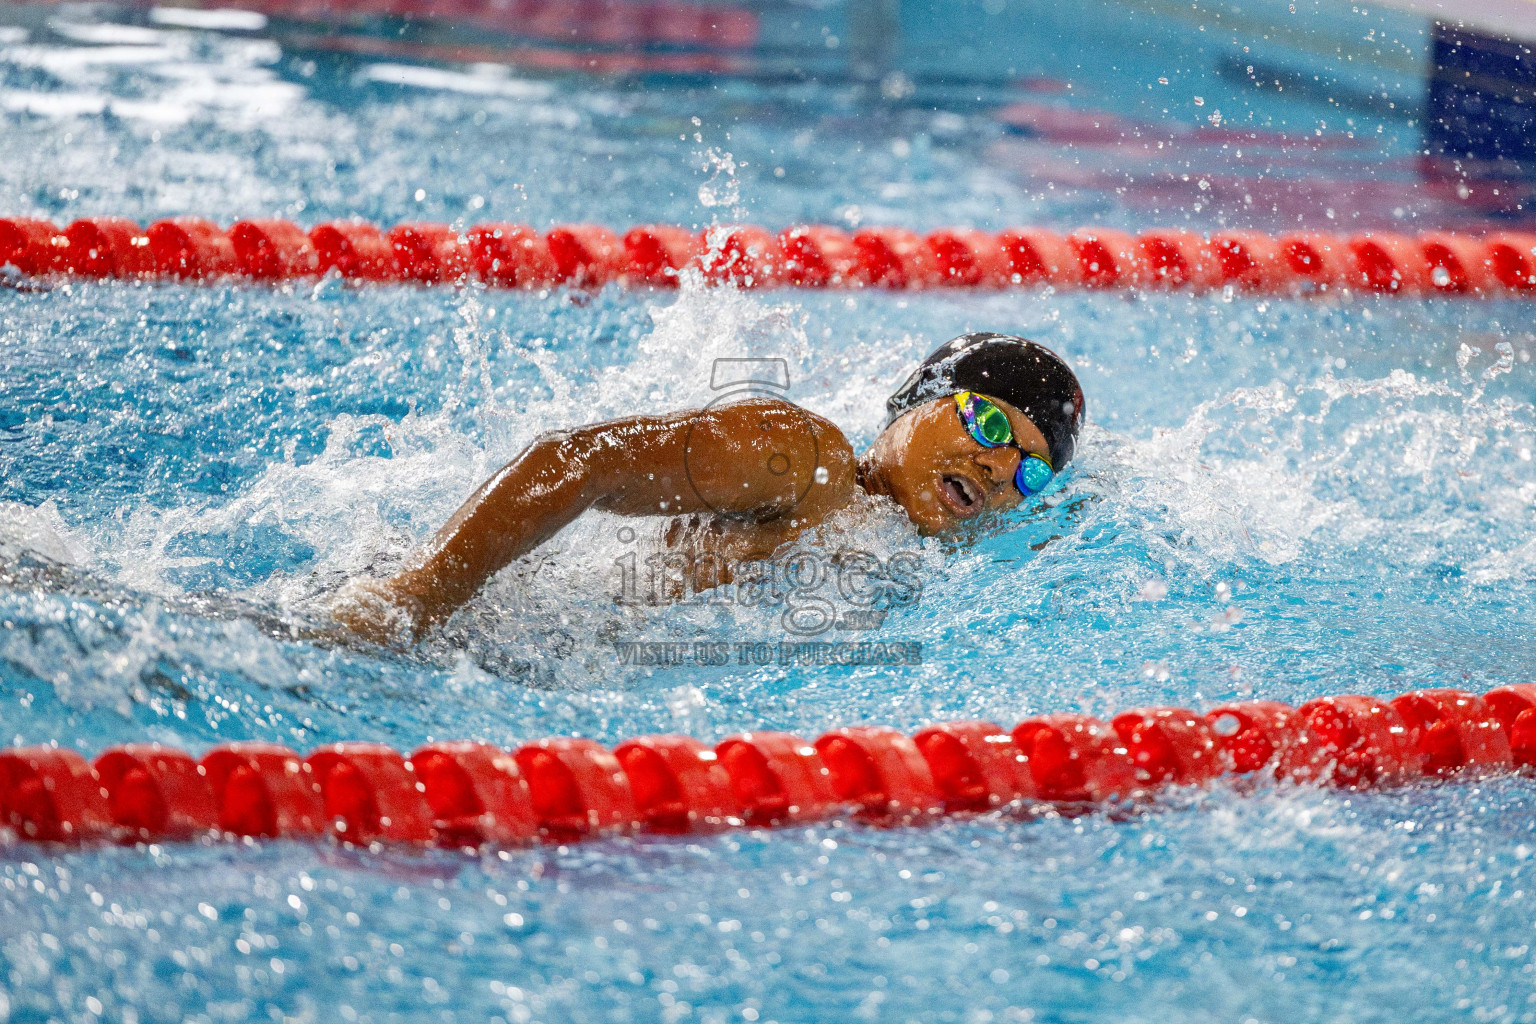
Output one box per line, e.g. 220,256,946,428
333,399,853,642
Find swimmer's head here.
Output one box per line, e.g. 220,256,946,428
858,333,1085,534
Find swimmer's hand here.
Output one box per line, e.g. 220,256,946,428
328,577,424,648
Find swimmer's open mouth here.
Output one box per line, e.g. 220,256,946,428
938,473,983,516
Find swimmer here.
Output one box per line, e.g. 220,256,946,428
332,332,1084,645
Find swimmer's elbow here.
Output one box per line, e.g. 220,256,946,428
527,426,583,453
520,426,620,506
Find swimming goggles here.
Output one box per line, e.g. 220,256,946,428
953,390,1055,497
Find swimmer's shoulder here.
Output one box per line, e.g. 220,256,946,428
711,394,858,514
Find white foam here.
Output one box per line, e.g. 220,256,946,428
48,21,171,46
1468,537,1536,585
0,89,109,117
3,43,184,70
149,7,268,31
356,63,555,101
1100,381,1363,568
0,501,92,566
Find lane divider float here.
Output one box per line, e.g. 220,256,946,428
4,684,1536,848
2,215,1533,296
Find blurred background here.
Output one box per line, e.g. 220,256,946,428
1,0,1533,232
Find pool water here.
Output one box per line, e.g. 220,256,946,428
3,1,1536,1021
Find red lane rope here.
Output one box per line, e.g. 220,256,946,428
4,684,1536,847
3,215,1533,296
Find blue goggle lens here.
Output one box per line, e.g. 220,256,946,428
1016,453,1054,495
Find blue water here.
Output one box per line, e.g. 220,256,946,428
4,1,1536,1022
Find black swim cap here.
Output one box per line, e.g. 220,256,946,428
884,332,1085,468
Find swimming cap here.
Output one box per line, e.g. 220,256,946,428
884,332,1085,468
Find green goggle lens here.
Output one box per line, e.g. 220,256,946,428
954,391,1055,499
973,402,1013,445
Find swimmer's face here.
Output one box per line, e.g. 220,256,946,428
860,395,1051,534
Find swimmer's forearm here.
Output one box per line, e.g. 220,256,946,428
386,428,615,629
